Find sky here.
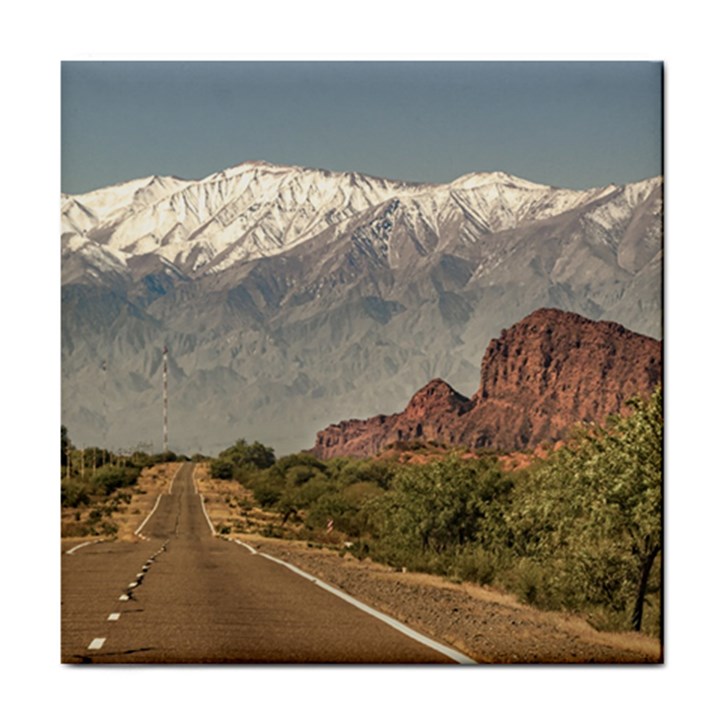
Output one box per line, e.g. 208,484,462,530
61,61,662,194
5,0,719,714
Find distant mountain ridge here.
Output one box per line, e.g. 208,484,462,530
313,308,662,459
62,162,657,282
61,162,662,455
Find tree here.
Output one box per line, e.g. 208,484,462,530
209,458,235,479
91,465,140,495
61,425,70,466
218,439,276,471
371,455,510,557
509,387,662,631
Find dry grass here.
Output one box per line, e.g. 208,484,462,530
60,462,181,542
114,462,180,541
239,534,662,663
193,463,287,537
192,463,662,662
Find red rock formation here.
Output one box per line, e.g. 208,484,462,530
314,379,472,458
313,308,662,459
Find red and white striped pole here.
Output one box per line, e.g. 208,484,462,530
163,346,168,454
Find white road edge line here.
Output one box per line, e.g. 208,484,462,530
65,540,101,555
198,494,216,536
134,494,164,537
234,539,258,555
134,464,183,538
167,464,182,495
193,459,216,535
256,551,476,665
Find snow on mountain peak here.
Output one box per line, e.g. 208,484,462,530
449,170,548,192
61,161,662,283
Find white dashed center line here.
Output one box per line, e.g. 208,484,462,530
108,613,120,621
88,638,106,650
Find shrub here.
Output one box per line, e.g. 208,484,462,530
370,455,508,556
273,452,326,475
505,388,663,631
91,466,140,495
99,520,118,537
497,558,560,608
151,451,178,464
449,546,498,586
61,481,90,508
210,459,235,479
337,459,396,490
251,474,286,507
219,439,276,470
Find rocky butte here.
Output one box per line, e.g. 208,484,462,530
313,308,662,458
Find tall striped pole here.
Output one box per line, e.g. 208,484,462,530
163,345,168,454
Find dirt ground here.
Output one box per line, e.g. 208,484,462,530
61,462,181,549
195,465,662,664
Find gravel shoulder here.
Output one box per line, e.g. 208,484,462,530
196,467,662,664
61,462,181,552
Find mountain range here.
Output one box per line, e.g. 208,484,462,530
61,161,662,455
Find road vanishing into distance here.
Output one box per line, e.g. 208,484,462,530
62,463,471,664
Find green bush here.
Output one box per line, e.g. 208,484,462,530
219,439,276,470
273,452,326,475
210,459,235,479
448,546,498,586
337,459,396,490
98,520,118,537
61,480,90,508
207,391,662,637
250,473,286,507
368,455,508,556
505,388,663,631
91,466,140,496
143,450,177,465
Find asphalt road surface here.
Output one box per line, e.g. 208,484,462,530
61,463,468,664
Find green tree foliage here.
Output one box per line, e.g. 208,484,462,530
335,458,396,490
507,387,662,631
208,391,662,635
211,439,276,480
209,458,235,480
369,456,512,568
61,425,71,466
91,465,141,496
61,481,90,508
257,454,330,516
152,450,178,464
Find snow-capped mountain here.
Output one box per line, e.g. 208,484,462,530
62,161,657,279
61,161,662,455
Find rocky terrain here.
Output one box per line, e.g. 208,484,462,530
65,464,661,664
314,308,662,458
61,162,662,455
195,467,661,663
242,538,661,664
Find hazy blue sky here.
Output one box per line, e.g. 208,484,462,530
61,61,662,194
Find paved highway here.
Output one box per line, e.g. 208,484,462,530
62,463,469,663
